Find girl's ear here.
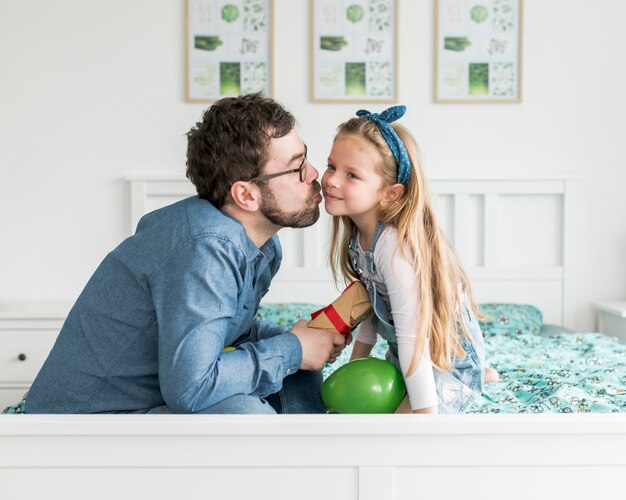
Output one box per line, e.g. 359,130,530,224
230,180,261,212
380,183,404,207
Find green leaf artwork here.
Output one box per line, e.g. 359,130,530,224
193,62,217,92
369,0,392,31
221,4,239,23
220,62,241,95
313,0,395,100
188,0,270,100
436,0,520,100
444,36,471,51
493,0,515,31
320,36,348,51
346,4,364,23
470,5,488,23
194,36,223,51
345,62,366,96
368,61,392,97
242,61,267,93
492,62,515,96
469,63,489,96
243,0,267,31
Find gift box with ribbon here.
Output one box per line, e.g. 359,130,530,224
308,281,373,335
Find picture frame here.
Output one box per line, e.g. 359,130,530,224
434,0,523,103
310,0,398,103
185,0,273,103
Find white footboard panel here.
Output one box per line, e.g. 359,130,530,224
2,414,625,500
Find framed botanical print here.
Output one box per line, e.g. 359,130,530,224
185,0,273,102
435,0,523,103
310,0,398,103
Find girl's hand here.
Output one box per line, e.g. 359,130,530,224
413,406,438,414
395,395,438,414
395,395,412,413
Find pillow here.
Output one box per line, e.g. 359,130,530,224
538,323,575,336
477,303,543,337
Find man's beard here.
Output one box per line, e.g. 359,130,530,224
259,182,321,228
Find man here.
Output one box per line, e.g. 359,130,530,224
26,93,346,414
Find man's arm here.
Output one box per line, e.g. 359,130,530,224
150,238,306,413
250,317,346,370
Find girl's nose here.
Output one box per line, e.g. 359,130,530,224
324,169,339,187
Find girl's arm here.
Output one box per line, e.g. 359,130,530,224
397,343,439,413
350,340,374,360
376,230,439,413
350,316,377,360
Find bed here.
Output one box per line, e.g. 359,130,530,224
2,175,626,500
261,302,626,413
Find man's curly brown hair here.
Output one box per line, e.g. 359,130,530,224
186,93,296,208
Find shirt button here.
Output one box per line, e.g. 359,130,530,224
286,368,292,374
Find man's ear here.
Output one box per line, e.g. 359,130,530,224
380,183,404,207
230,180,261,212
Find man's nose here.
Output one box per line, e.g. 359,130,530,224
304,160,319,183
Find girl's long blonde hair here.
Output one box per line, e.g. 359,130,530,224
328,117,481,375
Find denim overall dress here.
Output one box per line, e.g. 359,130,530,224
349,223,486,413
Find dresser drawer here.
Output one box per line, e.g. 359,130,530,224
0,331,59,382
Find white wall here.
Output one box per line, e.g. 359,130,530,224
1,0,624,331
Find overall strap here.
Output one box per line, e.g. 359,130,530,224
348,222,385,289
348,231,362,276
363,222,385,275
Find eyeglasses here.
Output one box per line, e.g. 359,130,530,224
249,145,308,183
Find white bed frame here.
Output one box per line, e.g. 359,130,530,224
3,175,626,500
128,174,580,326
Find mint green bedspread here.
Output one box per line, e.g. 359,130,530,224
256,302,626,414
320,331,626,414
3,303,625,414
470,331,626,413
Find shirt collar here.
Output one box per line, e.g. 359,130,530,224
198,197,275,263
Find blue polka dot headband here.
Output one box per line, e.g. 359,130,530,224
356,105,411,186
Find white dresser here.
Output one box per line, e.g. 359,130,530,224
0,302,69,409
594,301,626,341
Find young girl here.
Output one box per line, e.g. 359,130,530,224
322,106,496,414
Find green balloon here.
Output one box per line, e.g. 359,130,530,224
322,358,406,413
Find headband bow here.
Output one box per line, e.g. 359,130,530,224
356,105,411,185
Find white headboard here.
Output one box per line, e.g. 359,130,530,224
127,175,580,328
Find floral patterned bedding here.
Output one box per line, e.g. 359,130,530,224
4,303,625,414
468,331,626,413
256,302,626,414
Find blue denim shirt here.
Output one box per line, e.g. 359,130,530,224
26,196,302,414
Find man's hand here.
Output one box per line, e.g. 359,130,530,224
290,320,348,371
328,331,351,363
